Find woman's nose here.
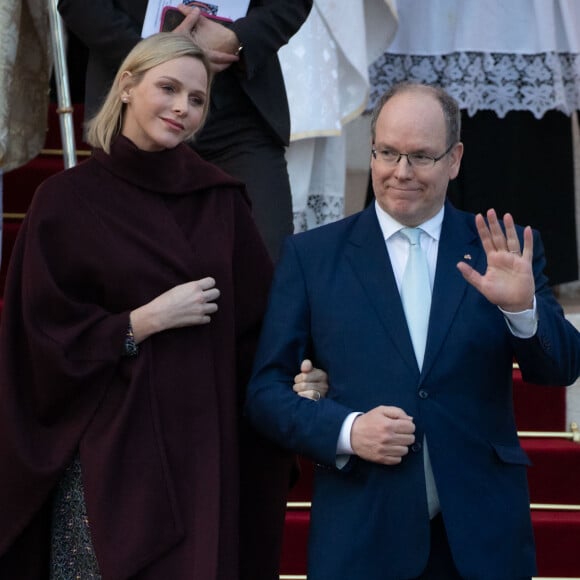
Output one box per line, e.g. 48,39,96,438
173,95,188,115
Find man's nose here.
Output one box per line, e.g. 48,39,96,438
394,154,413,178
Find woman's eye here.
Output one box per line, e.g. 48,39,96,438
189,96,204,106
161,84,175,93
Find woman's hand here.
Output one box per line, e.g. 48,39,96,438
293,359,329,401
130,277,220,343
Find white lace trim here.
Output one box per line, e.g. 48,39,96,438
293,195,344,234
368,52,580,119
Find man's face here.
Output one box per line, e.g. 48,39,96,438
370,90,463,227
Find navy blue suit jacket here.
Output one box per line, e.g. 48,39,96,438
246,201,580,580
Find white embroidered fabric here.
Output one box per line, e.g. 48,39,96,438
367,0,580,119
368,51,580,119
280,0,397,232
293,195,345,233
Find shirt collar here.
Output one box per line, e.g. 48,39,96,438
374,201,444,242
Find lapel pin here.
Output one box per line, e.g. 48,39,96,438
463,254,472,260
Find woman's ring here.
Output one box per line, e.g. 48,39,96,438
313,390,321,401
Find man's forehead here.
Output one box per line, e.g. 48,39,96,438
380,91,442,118
375,94,446,139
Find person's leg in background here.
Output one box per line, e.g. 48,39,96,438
192,75,293,263
200,129,293,262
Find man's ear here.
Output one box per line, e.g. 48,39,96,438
449,141,464,179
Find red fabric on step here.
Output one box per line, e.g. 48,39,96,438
513,368,567,430
533,510,580,576
524,439,580,504
4,158,65,214
0,222,21,295
280,511,309,574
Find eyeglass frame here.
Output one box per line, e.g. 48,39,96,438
371,142,456,168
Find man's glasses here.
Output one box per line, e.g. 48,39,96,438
371,143,456,168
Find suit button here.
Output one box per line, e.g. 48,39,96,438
411,442,422,453
418,390,429,399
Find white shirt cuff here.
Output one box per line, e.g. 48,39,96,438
499,295,538,338
336,411,362,468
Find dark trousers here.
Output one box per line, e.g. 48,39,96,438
414,514,462,579
414,515,532,580
195,131,292,263
193,73,293,262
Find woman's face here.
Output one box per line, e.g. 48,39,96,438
121,56,208,151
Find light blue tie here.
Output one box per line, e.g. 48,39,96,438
400,227,440,518
400,227,431,369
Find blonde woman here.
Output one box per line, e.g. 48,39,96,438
0,33,325,580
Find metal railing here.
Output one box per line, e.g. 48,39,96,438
47,0,76,169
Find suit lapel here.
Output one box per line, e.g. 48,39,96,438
344,206,419,372
421,202,483,378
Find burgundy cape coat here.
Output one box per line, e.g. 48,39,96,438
0,137,293,579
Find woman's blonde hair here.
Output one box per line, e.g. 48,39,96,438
86,32,212,153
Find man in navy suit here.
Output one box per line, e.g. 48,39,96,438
246,82,580,579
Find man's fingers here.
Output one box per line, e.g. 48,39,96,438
173,6,202,31
456,260,483,290
522,225,534,261
486,208,507,249
503,213,522,254
204,49,239,66
380,406,413,421
386,424,416,440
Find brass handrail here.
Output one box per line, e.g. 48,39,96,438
287,502,311,509
280,576,580,579
287,502,580,511
41,148,91,156
531,503,580,511
518,423,580,443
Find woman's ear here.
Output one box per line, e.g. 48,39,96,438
119,71,134,102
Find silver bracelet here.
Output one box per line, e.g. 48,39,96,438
123,323,139,357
